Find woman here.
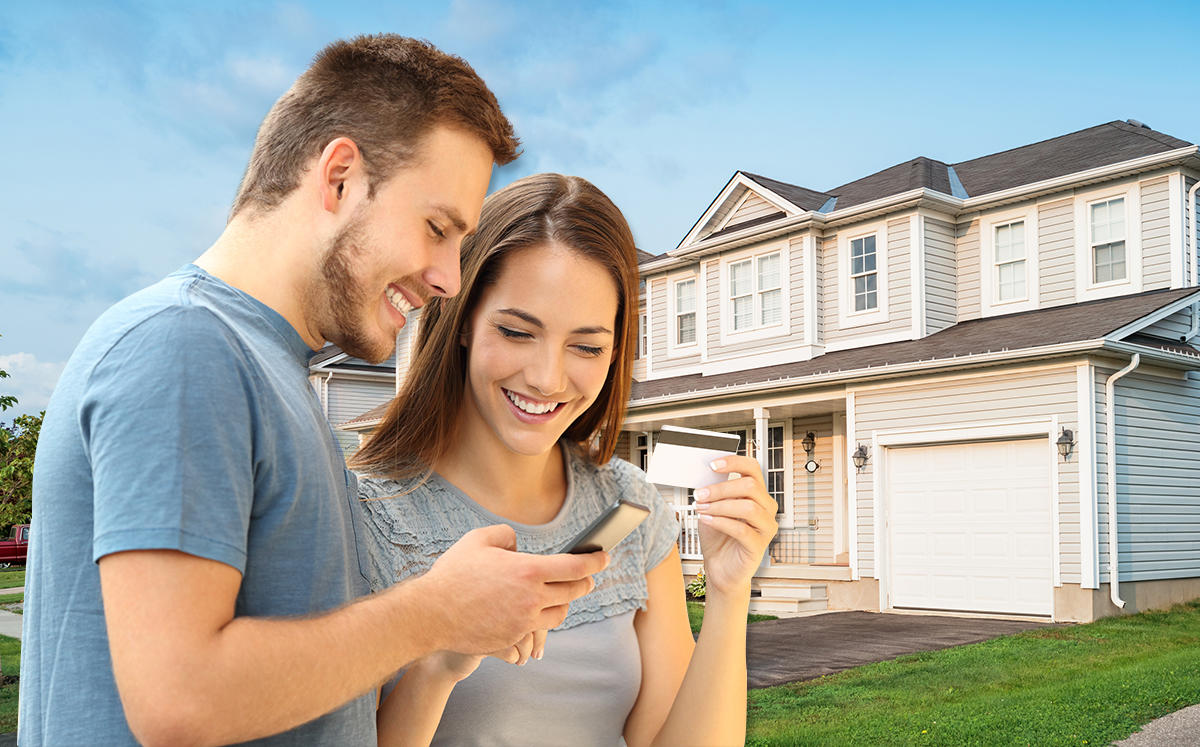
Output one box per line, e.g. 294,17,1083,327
352,173,777,746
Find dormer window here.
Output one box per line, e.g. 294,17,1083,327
1090,197,1126,284
850,235,878,311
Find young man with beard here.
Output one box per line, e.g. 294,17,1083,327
20,35,608,746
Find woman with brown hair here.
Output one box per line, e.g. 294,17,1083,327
353,173,777,746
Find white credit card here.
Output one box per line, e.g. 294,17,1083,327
645,425,741,489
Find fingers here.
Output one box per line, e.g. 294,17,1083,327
543,576,596,608
709,454,765,482
697,513,767,549
536,549,610,582
532,629,547,660
695,474,778,514
463,523,518,551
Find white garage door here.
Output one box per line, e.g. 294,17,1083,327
888,439,1053,616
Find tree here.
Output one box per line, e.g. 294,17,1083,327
0,332,38,530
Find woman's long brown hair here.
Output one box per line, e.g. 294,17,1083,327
349,173,639,479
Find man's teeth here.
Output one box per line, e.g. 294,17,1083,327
385,287,415,315
506,390,560,415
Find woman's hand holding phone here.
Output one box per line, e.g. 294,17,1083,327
691,454,779,597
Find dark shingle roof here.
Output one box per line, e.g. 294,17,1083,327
740,172,834,211
724,121,1194,221
709,211,786,239
636,248,657,265
340,401,389,429
631,287,1200,403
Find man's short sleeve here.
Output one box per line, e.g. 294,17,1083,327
82,306,256,572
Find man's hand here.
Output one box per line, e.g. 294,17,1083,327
409,524,607,654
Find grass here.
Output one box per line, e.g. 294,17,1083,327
687,600,777,634
0,594,22,613
0,635,18,732
746,599,1200,746
0,570,24,589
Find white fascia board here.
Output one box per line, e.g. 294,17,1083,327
1104,289,1200,340
337,417,384,432
676,172,803,251
308,352,350,371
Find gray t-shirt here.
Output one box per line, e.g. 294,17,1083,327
20,264,375,746
358,449,679,746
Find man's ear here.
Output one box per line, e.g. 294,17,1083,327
317,137,364,213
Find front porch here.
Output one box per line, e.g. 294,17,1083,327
618,392,856,616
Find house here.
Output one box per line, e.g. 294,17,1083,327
340,120,1200,623
308,344,397,457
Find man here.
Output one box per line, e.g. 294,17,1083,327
20,35,607,745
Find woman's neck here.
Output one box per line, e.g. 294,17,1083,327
435,424,568,526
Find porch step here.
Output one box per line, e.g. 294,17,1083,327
750,579,829,616
750,597,829,616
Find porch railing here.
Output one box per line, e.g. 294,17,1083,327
672,504,703,560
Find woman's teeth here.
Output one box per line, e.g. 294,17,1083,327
385,287,414,314
506,390,561,415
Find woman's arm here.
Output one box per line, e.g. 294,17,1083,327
624,454,777,747
377,633,541,747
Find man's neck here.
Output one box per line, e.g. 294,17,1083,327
194,208,325,351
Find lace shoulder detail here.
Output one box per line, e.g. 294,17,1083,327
354,451,680,630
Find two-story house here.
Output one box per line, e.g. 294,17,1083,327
615,119,1200,623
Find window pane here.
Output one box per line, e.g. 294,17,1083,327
863,247,876,274
730,261,752,297
1093,241,1127,283
678,312,695,344
760,288,782,325
676,279,695,312
723,430,748,457
1108,198,1125,238
863,234,876,254
996,221,1024,263
757,253,780,290
732,296,753,330
850,237,863,259
851,255,864,276
997,260,1026,301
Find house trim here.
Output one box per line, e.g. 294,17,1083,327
1077,362,1099,589
665,268,701,357
1170,173,1184,288
823,328,912,353
847,390,860,580
717,240,791,346
1104,288,1200,339
698,345,815,376
910,214,926,339
676,172,802,250
803,233,818,347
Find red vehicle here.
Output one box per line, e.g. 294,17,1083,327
0,524,29,566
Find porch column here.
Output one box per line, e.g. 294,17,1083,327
754,407,772,570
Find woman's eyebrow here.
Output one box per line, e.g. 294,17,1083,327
496,308,612,336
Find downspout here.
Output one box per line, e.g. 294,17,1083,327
1104,353,1140,609
322,371,334,416
1185,180,1200,342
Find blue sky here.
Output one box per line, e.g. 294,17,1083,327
2,0,1199,418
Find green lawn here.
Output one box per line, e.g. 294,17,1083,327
0,571,24,589
0,635,18,732
687,600,777,634
746,599,1200,746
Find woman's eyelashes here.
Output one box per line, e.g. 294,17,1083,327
427,220,446,239
494,324,606,357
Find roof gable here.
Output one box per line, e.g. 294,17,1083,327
676,172,826,250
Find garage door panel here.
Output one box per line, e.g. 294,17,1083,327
888,439,1052,616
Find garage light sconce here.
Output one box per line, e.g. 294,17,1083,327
852,444,870,472
801,431,820,473
1056,429,1075,462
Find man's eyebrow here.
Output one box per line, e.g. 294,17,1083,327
431,204,469,233
496,308,612,336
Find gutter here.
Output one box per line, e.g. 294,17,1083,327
1185,179,1200,342
1103,354,1140,610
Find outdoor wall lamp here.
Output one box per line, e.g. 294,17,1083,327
1057,429,1075,462
801,431,820,473
852,444,870,472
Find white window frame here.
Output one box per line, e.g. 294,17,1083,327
666,271,700,355
980,205,1039,316
718,241,790,344
1074,181,1142,302
636,307,647,359
838,220,889,329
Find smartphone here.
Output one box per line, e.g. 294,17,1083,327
558,499,650,554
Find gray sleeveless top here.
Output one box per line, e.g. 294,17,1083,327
356,449,679,746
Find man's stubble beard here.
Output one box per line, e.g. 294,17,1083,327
312,212,416,364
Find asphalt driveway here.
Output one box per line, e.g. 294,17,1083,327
746,610,1061,689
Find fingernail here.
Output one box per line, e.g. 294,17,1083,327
694,488,710,501
534,651,543,660
699,513,714,523
710,459,726,470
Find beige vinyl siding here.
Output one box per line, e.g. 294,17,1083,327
852,366,1081,581
815,236,827,342
648,275,701,374
701,185,748,237
924,217,957,333
327,377,394,456
1095,368,1200,582
1039,197,1076,306
705,259,721,351
726,191,779,228
1142,308,1197,340
823,216,913,345
771,415,837,564
1141,176,1173,290
614,431,632,465
957,217,982,321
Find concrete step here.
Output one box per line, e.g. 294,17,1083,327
749,596,829,616
752,579,827,601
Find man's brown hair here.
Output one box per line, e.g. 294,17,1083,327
350,173,639,479
231,34,519,217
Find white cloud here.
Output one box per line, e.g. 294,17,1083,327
227,54,293,95
0,353,66,419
